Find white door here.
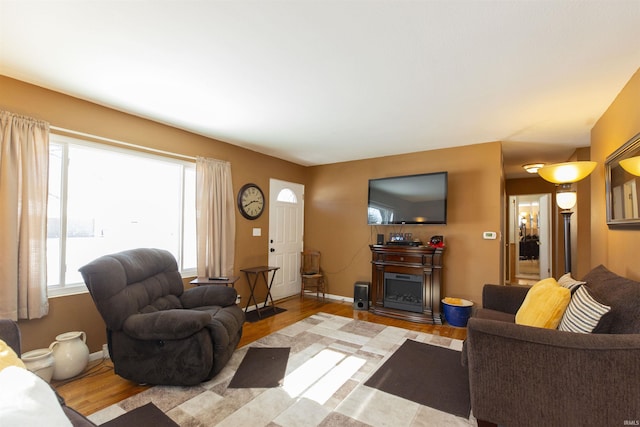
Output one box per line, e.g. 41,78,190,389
268,179,305,300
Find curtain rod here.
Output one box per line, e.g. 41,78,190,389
49,126,197,161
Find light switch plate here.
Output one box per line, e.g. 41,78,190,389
252,228,261,236
483,231,497,240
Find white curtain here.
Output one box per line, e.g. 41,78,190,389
196,157,235,278
0,111,50,320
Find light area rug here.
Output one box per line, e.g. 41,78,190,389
89,313,478,427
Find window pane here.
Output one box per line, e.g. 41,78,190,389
47,135,197,292
47,143,63,286
182,167,197,270
277,188,297,203
63,144,183,285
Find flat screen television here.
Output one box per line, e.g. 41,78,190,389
367,172,447,225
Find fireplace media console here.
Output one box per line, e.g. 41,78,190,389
369,245,444,324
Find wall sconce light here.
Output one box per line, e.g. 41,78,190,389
523,163,545,174
619,156,640,176
537,161,596,274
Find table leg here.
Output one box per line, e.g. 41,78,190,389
262,270,278,314
243,271,261,318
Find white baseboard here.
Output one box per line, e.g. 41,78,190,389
89,350,104,362
89,343,110,362
244,292,355,312
324,292,355,303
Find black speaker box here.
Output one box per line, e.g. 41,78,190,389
376,234,384,245
353,282,370,310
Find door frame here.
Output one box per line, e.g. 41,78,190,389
268,178,305,300
508,193,552,282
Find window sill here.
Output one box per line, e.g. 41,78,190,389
48,284,89,298
48,270,197,298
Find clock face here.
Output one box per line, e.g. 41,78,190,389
238,184,265,219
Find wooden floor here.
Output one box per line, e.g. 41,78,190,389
53,297,467,416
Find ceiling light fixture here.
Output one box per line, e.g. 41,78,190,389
523,163,545,174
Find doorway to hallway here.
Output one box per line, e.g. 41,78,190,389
508,194,552,283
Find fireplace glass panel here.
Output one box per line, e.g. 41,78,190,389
383,272,423,313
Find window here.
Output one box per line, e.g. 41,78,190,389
276,188,298,203
47,134,196,296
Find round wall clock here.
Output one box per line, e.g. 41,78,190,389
237,183,265,220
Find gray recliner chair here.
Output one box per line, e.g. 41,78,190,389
79,248,244,386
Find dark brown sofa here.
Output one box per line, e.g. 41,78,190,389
0,319,96,426
465,265,640,427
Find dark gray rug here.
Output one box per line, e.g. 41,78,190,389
244,306,287,322
228,346,291,388
100,402,178,427
364,339,471,418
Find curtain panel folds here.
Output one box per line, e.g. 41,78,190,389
0,111,50,320
196,157,235,278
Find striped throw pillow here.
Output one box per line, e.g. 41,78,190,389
557,273,585,293
558,285,611,333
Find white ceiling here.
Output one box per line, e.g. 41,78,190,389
2,1,639,178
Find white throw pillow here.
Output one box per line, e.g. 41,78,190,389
0,366,72,426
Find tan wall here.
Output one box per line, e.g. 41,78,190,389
590,67,640,280
305,142,504,309
10,65,639,354
572,147,593,279
2,75,505,352
1,75,306,352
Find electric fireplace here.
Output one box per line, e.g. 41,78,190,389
384,272,423,313
370,245,444,324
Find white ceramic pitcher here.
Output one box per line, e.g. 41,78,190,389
49,331,89,380
21,348,55,383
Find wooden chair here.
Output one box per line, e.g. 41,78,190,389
300,250,326,301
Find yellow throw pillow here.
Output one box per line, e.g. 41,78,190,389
515,278,571,329
0,339,26,372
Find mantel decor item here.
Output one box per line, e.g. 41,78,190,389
429,235,444,248
605,132,640,226
49,331,90,380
